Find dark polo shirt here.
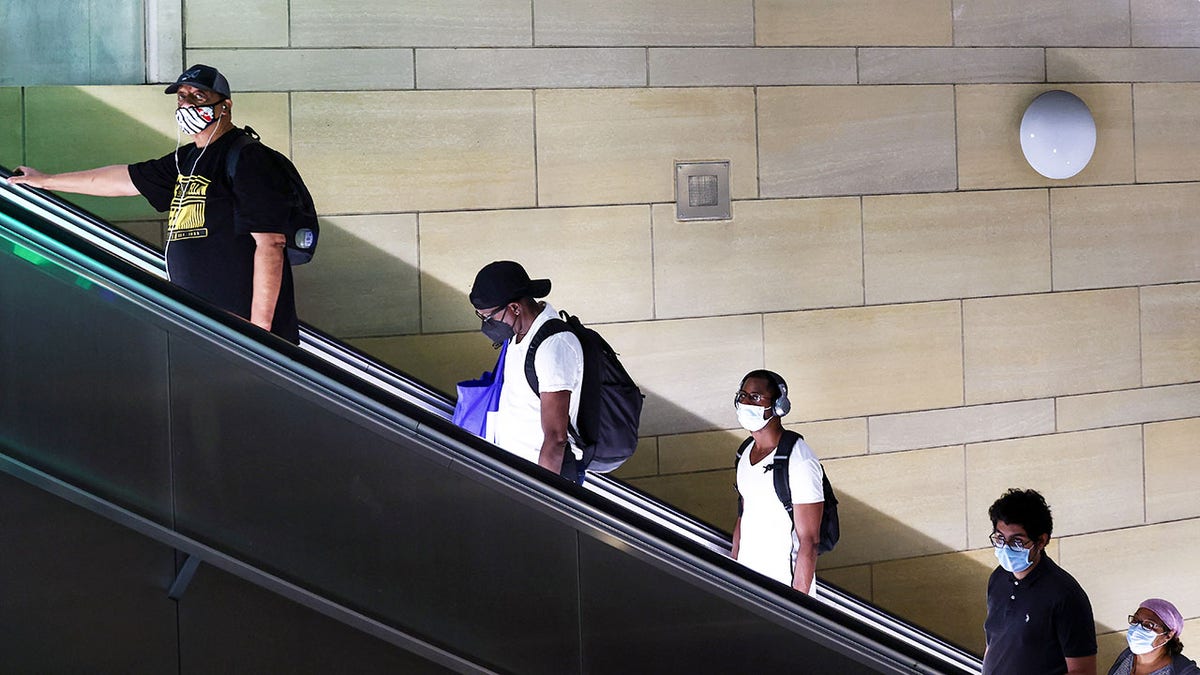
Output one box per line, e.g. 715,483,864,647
983,553,1097,675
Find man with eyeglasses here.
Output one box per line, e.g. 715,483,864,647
984,488,1097,675
468,261,584,483
731,369,824,595
7,64,300,344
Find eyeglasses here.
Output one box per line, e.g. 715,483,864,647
475,306,507,323
988,532,1033,552
1128,615,1168,634
734,390,773,406
176,90,222,106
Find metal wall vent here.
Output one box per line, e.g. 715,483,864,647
675,161,731,221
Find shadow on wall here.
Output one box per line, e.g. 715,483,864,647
643,477,1132,662
8,86,737,435
633,467,991,655
15,87,177,222
11,88,1138,666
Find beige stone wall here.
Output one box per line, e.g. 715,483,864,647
3,0,1199,659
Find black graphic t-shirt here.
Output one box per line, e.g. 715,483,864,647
128,129,299,343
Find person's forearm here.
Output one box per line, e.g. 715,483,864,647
791,502,824,594
537,437,566,473
250,238,286,331
8,165,139,196
792,537,819,594
538,390,572,474
731,518,741,559
1063,655,1097,675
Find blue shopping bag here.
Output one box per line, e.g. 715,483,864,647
452,341,507,438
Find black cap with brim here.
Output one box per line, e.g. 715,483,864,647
469,261,551,309
165,64,231,99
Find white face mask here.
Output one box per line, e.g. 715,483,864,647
175,104,221,135
735,403,771,432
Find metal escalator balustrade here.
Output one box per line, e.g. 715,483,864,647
0,168,981,674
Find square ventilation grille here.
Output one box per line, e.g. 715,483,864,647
675,161,730,221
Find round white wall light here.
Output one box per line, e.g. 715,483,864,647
1019,90,1096,180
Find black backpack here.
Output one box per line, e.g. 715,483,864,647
735,429,840,555
225,126,320,265
524,311,644,474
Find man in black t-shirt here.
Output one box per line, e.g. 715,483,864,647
983,488,1097,675
7,64,299,344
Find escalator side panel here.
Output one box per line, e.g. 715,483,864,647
0,472,179,673
0,237,174,524
0,187,979,674
179,563,455,674
0,471,457,674
577,533,879,674
169,336,582,675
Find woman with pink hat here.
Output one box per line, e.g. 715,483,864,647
1108,598,1200,674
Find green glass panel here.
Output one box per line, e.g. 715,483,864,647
0,88,21,169
24,85,172,221
0,0,144,86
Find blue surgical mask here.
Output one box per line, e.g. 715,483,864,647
994,544,1034,574
1127,624,1163,655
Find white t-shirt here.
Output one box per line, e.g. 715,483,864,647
488,302,584,466
735,434,824,593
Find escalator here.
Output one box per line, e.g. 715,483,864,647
0,170,982,674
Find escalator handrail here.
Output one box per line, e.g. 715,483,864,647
0,204,958,675
0,168,982,673
0,167,454,416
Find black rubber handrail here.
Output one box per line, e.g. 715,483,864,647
0,167,981,674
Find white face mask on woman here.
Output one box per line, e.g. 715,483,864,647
735,403,771,432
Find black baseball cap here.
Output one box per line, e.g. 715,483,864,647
165,64,231,99
469,261,551,309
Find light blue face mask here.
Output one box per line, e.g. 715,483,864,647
1127,624,1163,655
994,543,1034,574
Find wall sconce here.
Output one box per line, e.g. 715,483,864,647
1019,90,1096,180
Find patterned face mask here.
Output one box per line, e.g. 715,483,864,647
175,103,221,135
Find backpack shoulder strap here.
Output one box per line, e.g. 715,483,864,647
224,126,260,182
776,429,801,460
773,429,804,514
734,436,754,466
734,436,753,516
523,317,571,395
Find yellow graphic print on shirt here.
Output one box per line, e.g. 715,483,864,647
167,174,210,242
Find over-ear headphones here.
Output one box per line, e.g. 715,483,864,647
739,369,791,418
763,370,791,417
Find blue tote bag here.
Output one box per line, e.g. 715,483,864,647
452,341,507,438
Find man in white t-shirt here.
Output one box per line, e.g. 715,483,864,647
731,369,824,595
469,261,585,483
